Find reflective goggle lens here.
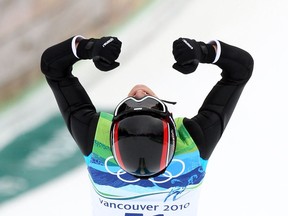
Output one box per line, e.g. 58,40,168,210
114,96,167,117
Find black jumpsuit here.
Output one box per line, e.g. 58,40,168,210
40,37,254,162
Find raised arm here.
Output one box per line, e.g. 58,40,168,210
172,38,254,160
40,36,122,155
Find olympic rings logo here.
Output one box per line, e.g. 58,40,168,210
104,156,185,184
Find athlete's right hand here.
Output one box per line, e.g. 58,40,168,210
77,36,122,71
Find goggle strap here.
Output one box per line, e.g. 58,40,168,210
160,99,177,105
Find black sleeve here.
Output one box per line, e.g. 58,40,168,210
183,41,254,160
40,37,99,156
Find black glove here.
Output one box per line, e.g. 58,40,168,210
172,38,214,74
77,36,122,71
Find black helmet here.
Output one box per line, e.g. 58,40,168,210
110,96,176,178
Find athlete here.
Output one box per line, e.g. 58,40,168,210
40,35,253,216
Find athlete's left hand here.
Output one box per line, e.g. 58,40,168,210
172,38,203,74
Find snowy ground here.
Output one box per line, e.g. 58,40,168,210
1,0,288,215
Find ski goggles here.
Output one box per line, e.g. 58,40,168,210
114,96,175,119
